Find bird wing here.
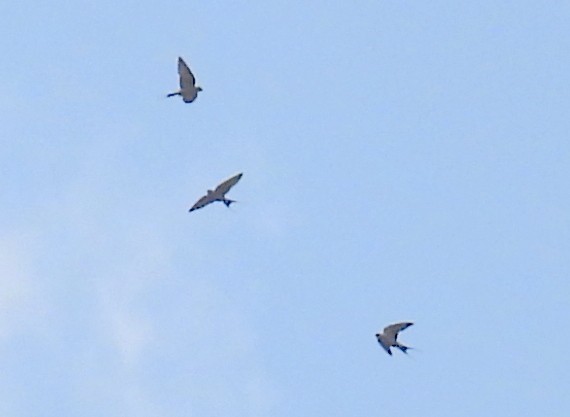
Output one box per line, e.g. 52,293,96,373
189,194,217,212
383,322,413,340
376,335,392,355
214,173,243,196
178,57,196,89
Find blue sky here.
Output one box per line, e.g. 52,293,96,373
1,1,569,416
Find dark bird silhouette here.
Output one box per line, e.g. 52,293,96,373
376,322,414,356
189,173,243,213
167,57,202,103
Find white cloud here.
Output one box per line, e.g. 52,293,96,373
244,371,281,417
104,306,153,367
93,234,171,368
0,234,48,341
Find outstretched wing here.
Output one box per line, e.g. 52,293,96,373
189,194,216,212
383,322,413,340
376,335,392,356
214,173,243,196
178,57,196,89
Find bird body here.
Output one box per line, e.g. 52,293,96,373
375,322,414,356
189,173,243,213
168,57,202,103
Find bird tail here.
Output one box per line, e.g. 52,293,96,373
223,199,236,207
397,344,413,354
167,91,181,98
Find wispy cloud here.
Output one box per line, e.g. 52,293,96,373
0,234,48,342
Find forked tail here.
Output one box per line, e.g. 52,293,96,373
397,344,413,354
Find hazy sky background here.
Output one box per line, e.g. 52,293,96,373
1,1,569,416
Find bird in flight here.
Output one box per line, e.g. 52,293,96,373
375,322,414,356
189,173,243,213
167,57,202,103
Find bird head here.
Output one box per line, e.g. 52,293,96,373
196,86,203,92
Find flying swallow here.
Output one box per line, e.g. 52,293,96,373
376,322,414,356
167,57,202,103
189,173,243,213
